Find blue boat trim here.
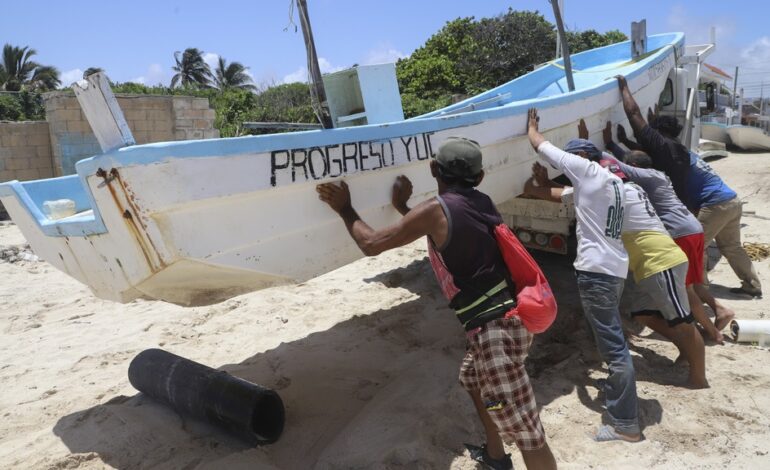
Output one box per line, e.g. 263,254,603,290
0,33,684,239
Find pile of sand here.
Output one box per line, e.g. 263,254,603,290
1,152,769,469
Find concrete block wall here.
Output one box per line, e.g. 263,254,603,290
172,97,220,141
0,121,55,183
43,92,219,176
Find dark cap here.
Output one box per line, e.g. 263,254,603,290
564,139,602,162
434,137,483,179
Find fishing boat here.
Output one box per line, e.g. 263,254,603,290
0,32,684,305
727,123,770,151
701,120,731,145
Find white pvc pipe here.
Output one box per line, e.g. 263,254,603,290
731,319,770,346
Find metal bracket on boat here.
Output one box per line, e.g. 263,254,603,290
95,167,117,187
631,20,647,59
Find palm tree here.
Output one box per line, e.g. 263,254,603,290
83,67,104,79
0,44,61,91
171,48,213,89
213,57,257,91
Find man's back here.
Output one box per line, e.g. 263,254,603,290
536,141,628,278
686,152,737,211
435,187,508,296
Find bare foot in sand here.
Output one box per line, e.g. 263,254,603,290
714,305,736,332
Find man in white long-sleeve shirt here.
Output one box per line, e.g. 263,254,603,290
523,109,640,442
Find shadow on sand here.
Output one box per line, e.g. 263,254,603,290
53,249,664,468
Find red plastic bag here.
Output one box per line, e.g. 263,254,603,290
427,225,557,334
492,224,556,333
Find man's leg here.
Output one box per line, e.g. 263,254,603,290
575,271,640,440
687,286,724,344
520,445,557,470
467,388,507,460
714,199,762,295
693,283,736,334
634,314,707,388
698,202,731,286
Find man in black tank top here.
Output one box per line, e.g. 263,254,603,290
317,137,556,470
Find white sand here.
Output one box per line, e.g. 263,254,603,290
1,151,769,469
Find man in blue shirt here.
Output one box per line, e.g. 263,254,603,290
687,152,762,297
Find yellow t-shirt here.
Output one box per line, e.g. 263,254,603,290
621,230,688,282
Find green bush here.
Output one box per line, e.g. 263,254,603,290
0,91,44,121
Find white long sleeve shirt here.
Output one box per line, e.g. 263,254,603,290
537,141,629,278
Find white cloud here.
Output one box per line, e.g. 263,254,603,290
60,68,83,87
129,63,169,86
203,52,220,71
740,36,770,65
281,57,345,84
363,43,406,65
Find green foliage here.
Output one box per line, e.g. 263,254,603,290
396,11,627,117
0,90,45,121
565,29,628,54
214,57,257,91
171,48,213,89
0,43,61,92
0,94,22,120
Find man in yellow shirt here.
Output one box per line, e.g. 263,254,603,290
600,158,708,389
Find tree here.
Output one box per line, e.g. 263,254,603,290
83,67,104,78
396,11,627,117
566,29,628,54
171,48,213,89
213,57,256,91
0,44,61,91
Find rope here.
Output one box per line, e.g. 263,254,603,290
743,242,770,261
283,0,297,32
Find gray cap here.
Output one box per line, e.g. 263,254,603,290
434,137,483,179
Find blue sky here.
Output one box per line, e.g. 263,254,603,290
4,0,770,95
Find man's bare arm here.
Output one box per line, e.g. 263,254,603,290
523,177,564,203
317,181,445,256
617,75,647,136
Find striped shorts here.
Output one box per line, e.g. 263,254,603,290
458,315,546,450
629,261,694,326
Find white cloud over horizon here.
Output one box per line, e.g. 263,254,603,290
282,57,345,84
60,68,83,87
130,63,168,86
363,43,406,65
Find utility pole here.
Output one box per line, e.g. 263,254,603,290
550,0,575,92
732,66,739,125
555,0,564,58
296,0,334,129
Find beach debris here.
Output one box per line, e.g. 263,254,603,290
128,348,285,445
743,242,770,261
0,245,39,264
731,319,770,346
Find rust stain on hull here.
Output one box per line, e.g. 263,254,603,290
96,167,166,273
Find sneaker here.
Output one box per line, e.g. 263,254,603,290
465,443,513,470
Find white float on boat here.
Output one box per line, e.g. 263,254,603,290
0,33,684,305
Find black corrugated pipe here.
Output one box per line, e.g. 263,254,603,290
128,349,284,445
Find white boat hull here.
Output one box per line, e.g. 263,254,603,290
0,34,682,305
727,125,770,151
701,122,730,144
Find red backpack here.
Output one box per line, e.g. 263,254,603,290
428,224,557,334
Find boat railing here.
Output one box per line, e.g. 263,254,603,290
432,92,513,117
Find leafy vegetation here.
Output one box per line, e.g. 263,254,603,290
171,48,214,89
0,44,61,92
0,90,45,121
396,10,627,117
213,57,257,91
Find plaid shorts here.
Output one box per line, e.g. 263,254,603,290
458,315,546,450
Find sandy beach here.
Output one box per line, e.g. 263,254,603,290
1,150,769,470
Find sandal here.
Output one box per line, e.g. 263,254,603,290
464,443,513,470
